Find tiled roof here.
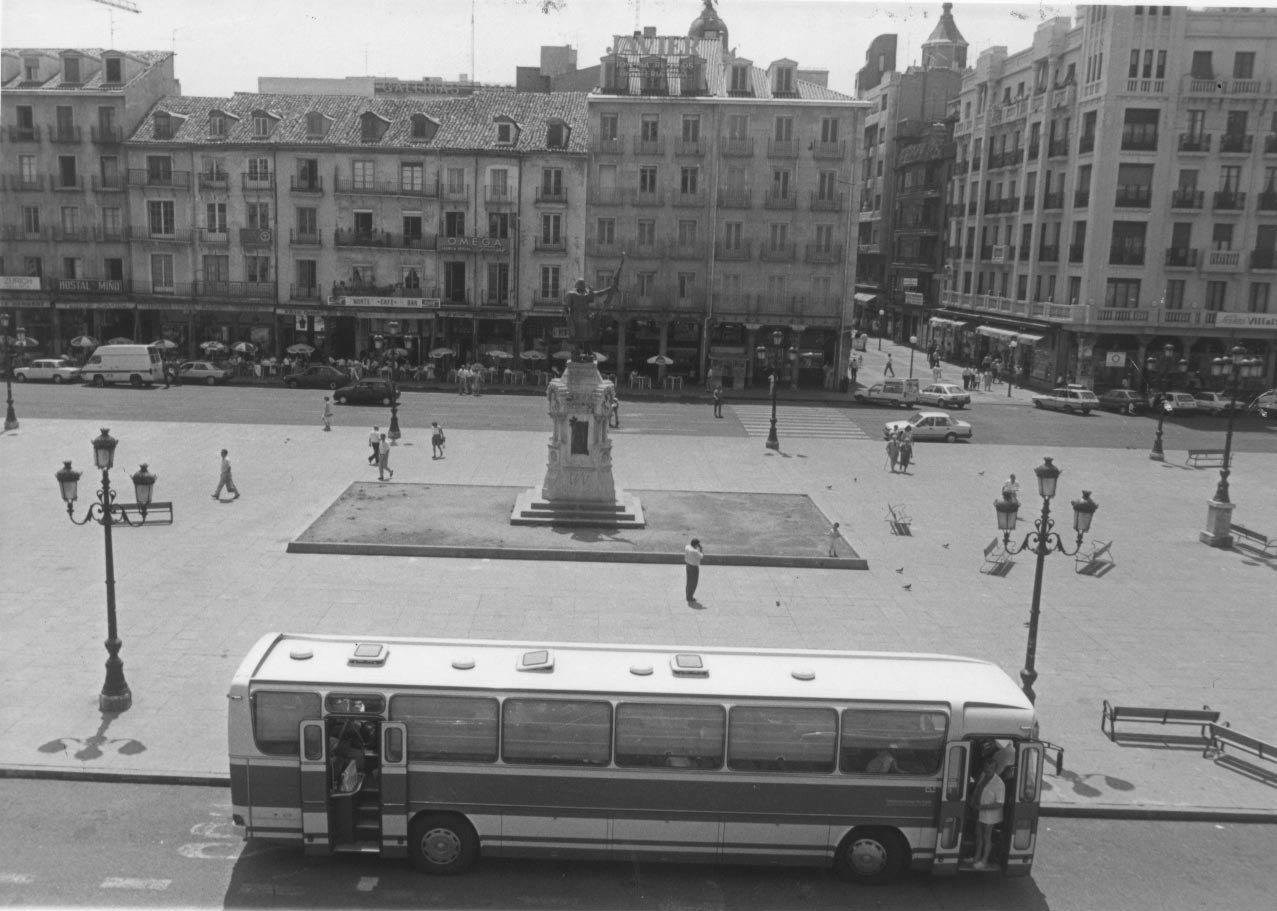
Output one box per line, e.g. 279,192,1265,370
1,48,172,91
128,90,590,153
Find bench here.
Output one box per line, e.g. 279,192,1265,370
1075,539,1115,576
1101,701,1219,747
1204,722,1277,785
1185,449,1226,468
113,501,174,526
885,503,912,536
980,537,1013,576
1229,523,1277,556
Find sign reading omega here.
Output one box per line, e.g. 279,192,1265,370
441,236,508,254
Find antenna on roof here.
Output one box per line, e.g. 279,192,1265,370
90,0,142,48
471,0,476,89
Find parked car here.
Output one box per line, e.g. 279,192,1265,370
78,344,164,387
13,358,80,383
916,383,971,409
178,360,233,385
1155,391,1200,415
1097,388,1146,414
1031,385,1100,414
283,365,348,390
883,410,973,443
333,379,399,405
1192,391,1235,416
854,377,920,407
1248,389,1276,417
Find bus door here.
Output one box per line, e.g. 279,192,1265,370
932,740,970,876
298,720,330,855
380,721,408,858
1001,742,1044,878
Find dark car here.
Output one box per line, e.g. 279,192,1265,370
333,380,400,405
178,360,233,385
1097,388,1146,414
284,365,348,390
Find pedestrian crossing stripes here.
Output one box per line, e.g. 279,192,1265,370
729,405,873,440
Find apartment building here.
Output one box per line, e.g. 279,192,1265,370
583,0,866,388
943,4,1277,391
0,48,179,345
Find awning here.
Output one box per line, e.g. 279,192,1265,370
928,317,969,329
975,326,1022,341
853,293,880,304
1017,333,1045,344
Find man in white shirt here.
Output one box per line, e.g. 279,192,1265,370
368,426,380,465
684,538,703,604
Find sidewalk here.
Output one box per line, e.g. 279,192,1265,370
2,409,1275,820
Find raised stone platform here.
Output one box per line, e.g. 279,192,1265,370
511,486,646,528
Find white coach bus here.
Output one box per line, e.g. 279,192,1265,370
228,633,1052,884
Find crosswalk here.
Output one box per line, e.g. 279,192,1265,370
729,404,874,440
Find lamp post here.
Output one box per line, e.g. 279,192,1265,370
1,312,18,431
757,328,784,451
908,335,918,378
993,456,1099,703
1146,343,1186,462
1007,340,1018,397
1200,346,1264,547
387,357,401,445
877,309,886,351
55,429,162,714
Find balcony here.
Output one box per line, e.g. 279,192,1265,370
632,189,664,206
290,284,321,301
633,137,665,156
589,187,629,206
51,172,84,192
485,184,515,205
804,244,843,264
198,171,230,190
132,281,190,297
6,173,44,191
967,200,979,215
1171,189,1204,209
668,241,707,260
1219,133,1253,154
1165,247,1198,268
127,169,192,189
290,176,323,194
763,191,797,210
1120,126,1158,151
1022,193,1035,212
1126,78,1166,94
979,244,994,261
535,186,568,204
586,238,625,257
47,125,82,143
1204,250,1242,270
675,139,704,157
767,138,799,158
1179,132,1211,153
1073,190,1090,208
334,228,433,250
128,227,194,243
91,125,124,144
92,173,124,191
1258,191,1277,212
1252,249,1277,270
715,241,752,261
334,176,438,197
1079,134,1095,154
1114,185,1152,208
289,229,322,247
6,126,40,142
1109,245,1146,266
672,189,708,208
193,280,274,301
593,138,622,155
1038,244,1059,262
811,140,846,160
1068,244,1085,263
1042,191,1064,210
533,237,568,253
629,243,660,260
809,191,844,212
1212,191,1246,211
717,189,751,209
1047,137,1070,158
758,242,797,262
52,226,89,242
720,136,754,157
439,183,469,201
1019,245,1031,261
93,225,126,242
199,228,230,245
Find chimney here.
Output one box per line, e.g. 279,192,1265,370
643,26,656,38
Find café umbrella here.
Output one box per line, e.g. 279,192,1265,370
646,354,675,366
231,341,257,354
519,350,547,361
428,347,455,358
286,343,315,355
71,335,99,348
201,341,229,353
150,339,178,351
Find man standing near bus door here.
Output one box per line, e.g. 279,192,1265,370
971,744,1015,870
684,538,703,604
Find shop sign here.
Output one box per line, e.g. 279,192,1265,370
904,292,924,307
0,276,41,291
53,278,124,294
339,296,440,309
710,346,746,356
1105,352,1127,368
239,228,274,247
1217,313,1277,330
441,236,507,254
902,277,918,290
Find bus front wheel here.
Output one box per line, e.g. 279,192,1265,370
835,827,907,885
409,813,478,875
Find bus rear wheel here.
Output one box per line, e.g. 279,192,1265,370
835,827,907,885
409,813,477,875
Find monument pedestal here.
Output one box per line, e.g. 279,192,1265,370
512,358,645,528
1199,498,1235,548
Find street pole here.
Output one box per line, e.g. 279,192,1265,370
1021,495,1051,703
877,310,885,351
765,330,782,451
1007,341,1018,397
388,358,401,443
908,335,917,379
2,313,18,431
1147,345,1182,462
96,463,131,713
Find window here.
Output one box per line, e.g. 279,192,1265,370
360,112,387,142
101,207,121,236
391,695,498,762
252,113,272,138
723,221,743,250
104,57,122,83
153,112,173,140
57,156,77,188
681,115,700,143
203,254,230,283
401,162,424,192
1212,223,1234,251
446,168,466,195
1206,281,1227,311
150,253,174,291
769,223,788,250
1190,51,1213,79
541,214,562,244
61,256,81,279
1248,283,1270,313
353,211,374,236
243,255,268,284
772,169,791,198
247,157,270,182
445,261,467,302
1234,52,1256,80
352,161,374,190
306,112,327,139
815,224,834,252
542,168,563,195
773,66,795,95
1105,278,1141,308
596,218,615,245
636,271,656,296
678,272,696,299
546,122,567,148
615,705,725,766
1165,279,1185,310
411,114,436,141
1219,165,1241,192
487,263,509,303
539,265,561,300
774,116,793,141
17,154,36,185
821,117,839,143
209,113,226,138
294,206,316,238
680,166,699,195
677,220,697,245
641,115,659,142
402,214,423,241
502,699,611,766
445,212,466,238
147,200,174,236
637,220,656,248
247,203,270,230
488,212,510,239
729,64,751,94
295,259,317,292
147,155,172,184
252,692,321,756
727,705,835,773
727,114,748,140
840,709,947,775
818,171,838,200
207,203,228,234
599,113,618,142
639,166,658,194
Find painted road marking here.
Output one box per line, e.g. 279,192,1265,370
356,876,379,891
101,877,172,890
729,405,873,439
0,873,35,885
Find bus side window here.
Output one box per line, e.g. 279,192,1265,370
302,724,324,762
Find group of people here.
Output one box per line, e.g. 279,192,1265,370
961,355,1005,392
886,425,914,473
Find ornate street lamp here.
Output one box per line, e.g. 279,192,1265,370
1201,346,1264,547
908,335,918,378
993,456,1099,703
1146,343,1186,462
56,429,162,714
757,329,785,451
1,312,18,431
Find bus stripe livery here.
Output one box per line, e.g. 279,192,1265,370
228,633,1048,884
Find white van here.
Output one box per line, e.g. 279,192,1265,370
80,345,164,387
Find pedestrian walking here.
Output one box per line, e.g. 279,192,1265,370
162,359,171,389
378,433,394,480
322,397,333,431
886,433,900,472
827,523,841,557
367,426,380,465
684,538,704,604
712,386,723,418
609,394,620,428
211,448,239,501
932,364,943,384
898,431,914,474
431,421,446,459
884,353,895,377
1001,473,1020,503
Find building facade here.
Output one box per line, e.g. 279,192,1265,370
943,4,1277,392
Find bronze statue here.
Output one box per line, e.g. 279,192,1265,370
563,255,625,360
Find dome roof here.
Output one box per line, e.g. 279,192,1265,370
689,0,729,49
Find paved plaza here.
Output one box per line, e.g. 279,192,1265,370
2,342,1275,820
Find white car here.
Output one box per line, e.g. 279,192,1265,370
1157,392,1199,415
14,358,80,383
1192,391,1234,416
883,410,973,443
916,383,971,409
1031,385,1099,414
